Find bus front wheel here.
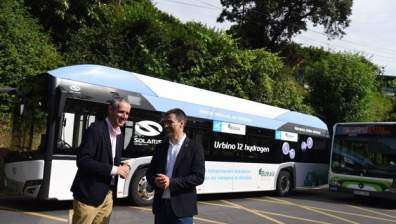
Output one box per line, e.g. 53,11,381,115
276,170,292,197
129,168,154,206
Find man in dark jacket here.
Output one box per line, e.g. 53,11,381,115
146,108,205,224
71,98,131,224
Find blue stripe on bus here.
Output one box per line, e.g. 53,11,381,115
275,111,328,130
48,65,157,97
143,95,286,130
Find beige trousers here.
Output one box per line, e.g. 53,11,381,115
72,190,113,224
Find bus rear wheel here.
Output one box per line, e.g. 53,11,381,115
276,170,292,197
129,168,154,206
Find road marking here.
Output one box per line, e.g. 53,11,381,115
200,201,331,224
199,201,238,208
129,206,151,212
194,216,228,224
0,206,67,223
264,197,359,224
251,197,289,205
253,197,396,223
129,206,227,224
348,205,396,219
24,211,68,223
222,200,285,224
251,208,332,224
313,207,396,223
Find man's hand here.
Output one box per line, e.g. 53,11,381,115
121,160,131,167
117,164,130,179
154,174,170,189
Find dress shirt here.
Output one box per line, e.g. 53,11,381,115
162,134,186,199
105,118,121,177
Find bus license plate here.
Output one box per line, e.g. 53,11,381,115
353,190,369,196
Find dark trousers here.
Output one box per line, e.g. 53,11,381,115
154,199,193,224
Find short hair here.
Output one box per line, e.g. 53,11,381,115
108,97,129,112
164,108,187,123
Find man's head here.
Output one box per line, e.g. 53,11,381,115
108,97,131,128
162,108,187,139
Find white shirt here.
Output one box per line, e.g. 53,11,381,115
162,134,186,199
105,118,121,177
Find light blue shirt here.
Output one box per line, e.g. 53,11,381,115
162,134,186,199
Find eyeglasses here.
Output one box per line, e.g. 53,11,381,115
160,118,182,127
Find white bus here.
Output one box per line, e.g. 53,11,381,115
329,122,396,199
4,65,330,205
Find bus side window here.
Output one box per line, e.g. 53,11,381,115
298,136,329,163
191,128,211,159
210,132,242,162
124,120,134,149
57,113,96,155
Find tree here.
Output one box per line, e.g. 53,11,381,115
65,1,312,113
0,0,63,113
64,1,174,77
24,0,144,49
218,0,353,50
24,0,98,48
0,0,62,148
305,53,379,127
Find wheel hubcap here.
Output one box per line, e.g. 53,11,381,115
280,176,290,192
137,176,154,201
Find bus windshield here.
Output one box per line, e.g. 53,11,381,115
332,125,396,178
10,75,48,152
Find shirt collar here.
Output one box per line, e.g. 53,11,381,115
170,133,186,147
105,117,121,136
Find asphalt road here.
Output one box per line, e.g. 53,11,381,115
1,189,396,224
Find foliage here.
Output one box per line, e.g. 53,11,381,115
24,0,135,48
304,52,380,127
64,1,310,112
270,73,314,114
0,0,63,114
218,0,353,50
65,1,173,76
365,92,394,122
1,0,393,132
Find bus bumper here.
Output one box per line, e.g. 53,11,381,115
4,177,42,198
330,184,396,200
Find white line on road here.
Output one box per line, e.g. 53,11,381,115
222,200,285,224
264,197,359,224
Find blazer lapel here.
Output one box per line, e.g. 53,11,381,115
172,137,190,176
115,135,123,165
102,121,113,164
160,141,169,173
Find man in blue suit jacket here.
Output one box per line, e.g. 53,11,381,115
146,108,205,224
71,98,131,224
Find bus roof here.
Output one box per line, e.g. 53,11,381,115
48,64,328,135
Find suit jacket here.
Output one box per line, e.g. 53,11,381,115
146,136,205,217
71,120,123,206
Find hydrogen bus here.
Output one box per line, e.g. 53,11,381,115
3,65,330,205
329,122,396,198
